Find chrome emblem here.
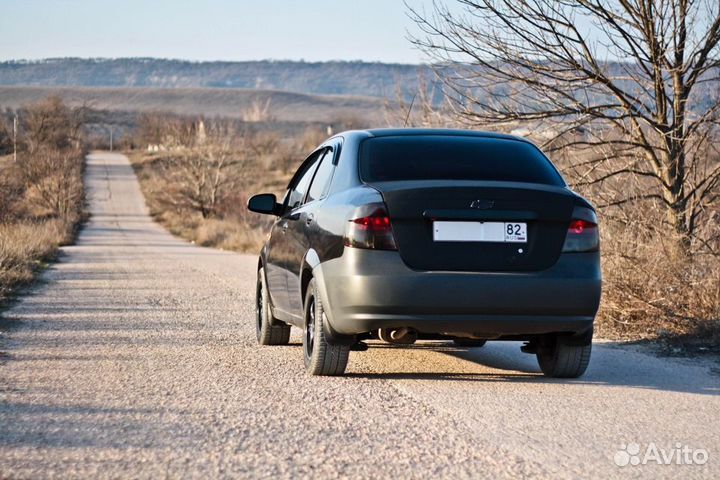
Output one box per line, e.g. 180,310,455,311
470,199,494,210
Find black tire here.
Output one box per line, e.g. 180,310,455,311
536,337,592,378
452,339,487,347
303,279,350,376
256,267,291,345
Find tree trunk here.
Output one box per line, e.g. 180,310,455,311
660,147,691,250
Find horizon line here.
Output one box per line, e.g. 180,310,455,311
0,56,432,67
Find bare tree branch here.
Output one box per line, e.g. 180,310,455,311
408,0,720,251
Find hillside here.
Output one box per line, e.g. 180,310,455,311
0,58,430,98
0,86,388,124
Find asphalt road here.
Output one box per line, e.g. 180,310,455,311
1,152,718,479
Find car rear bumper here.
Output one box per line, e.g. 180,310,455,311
314,248,601,338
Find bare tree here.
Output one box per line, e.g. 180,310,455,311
386,73,456,127
20,95,86,154
159,120,250,218
137,112,169,147
7,96,87,222
408,0,720,250
19,147,84,221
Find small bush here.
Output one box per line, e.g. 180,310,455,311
0,220,71,300
18,147,84,222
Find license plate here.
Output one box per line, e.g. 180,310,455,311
433,221,527,243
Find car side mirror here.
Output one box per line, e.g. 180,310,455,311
247,193,281,216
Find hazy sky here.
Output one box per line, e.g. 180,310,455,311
0,0,460,63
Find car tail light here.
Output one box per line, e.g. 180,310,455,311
562,219,599,252
344,205,397,250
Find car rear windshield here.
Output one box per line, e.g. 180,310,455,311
359,135,565,186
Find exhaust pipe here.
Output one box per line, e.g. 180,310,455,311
378,327,418,345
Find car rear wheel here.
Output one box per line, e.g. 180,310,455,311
256,267,291,345
452,339,487,347
536,336,591,378
303,279,350,376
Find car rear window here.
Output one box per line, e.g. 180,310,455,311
359,135,565,186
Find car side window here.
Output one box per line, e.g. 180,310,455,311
306,148,335,203
286,151,322,211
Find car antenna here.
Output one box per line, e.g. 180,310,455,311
403,92,418,127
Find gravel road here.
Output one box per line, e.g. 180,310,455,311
1,152,719,479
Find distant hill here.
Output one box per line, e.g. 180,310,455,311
0,58,431,98
0,86,388,123
4,58,717,126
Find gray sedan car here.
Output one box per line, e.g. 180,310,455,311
248,129,602,377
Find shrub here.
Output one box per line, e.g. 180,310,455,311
0,96,85,304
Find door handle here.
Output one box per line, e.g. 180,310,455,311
306,213,314,226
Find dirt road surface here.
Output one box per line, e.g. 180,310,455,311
1,152,718,479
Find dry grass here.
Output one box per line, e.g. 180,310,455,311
553,148,720,348
139,198,272,255
155,212,269,254
595,206,720,346
0,97,86,305
0,220,73,300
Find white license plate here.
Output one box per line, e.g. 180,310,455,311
433,221,527,243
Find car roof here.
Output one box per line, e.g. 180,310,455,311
344,128,531,143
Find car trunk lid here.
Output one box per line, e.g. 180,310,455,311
371,180,576,272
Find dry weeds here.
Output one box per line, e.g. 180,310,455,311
0,96,86,304
0,220,72,299
596,204,720,346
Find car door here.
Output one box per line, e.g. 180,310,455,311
264,214,292,315
267,150,324,318
284,147,336,316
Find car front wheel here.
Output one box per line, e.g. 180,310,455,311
303,279,350,376
256,267,291,345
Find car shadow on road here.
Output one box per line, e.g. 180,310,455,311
346,371,543,383
348,341,720,396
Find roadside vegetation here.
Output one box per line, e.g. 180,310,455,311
0,96,86,303
128,113,332,253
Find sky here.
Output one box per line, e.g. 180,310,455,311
0,0,457,64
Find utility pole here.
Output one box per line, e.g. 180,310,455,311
13,113,17,163
109,125,114,152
